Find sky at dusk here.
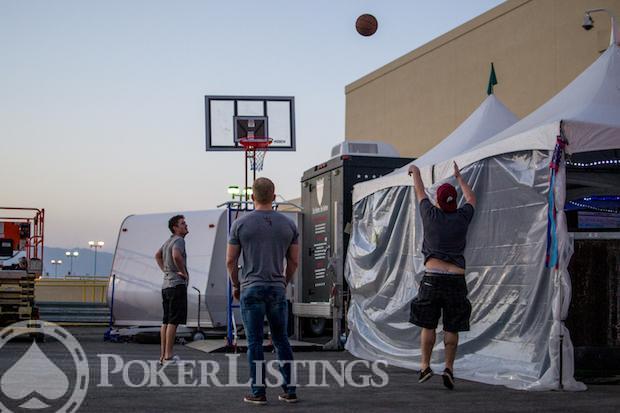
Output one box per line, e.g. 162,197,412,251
1,0,504,252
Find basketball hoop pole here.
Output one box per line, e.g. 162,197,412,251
243,150,257,203
244,151,249,203
243,146,257,203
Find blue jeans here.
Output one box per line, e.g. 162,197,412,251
240,285,295,396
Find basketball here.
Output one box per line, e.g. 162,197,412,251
356,14,378,37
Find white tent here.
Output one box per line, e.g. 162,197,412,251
412,93,519,167
358,93,518,197
346,37,620,390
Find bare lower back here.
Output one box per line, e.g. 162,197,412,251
425,257,465,274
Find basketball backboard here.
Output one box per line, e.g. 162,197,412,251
205,95,296,151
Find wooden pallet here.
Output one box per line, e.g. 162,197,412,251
2,302,31,308
0,314,31,326
0,284,34,288
0,286,34,293
0,285,21,292
6,278,35,282
0,292,34,299
0,271,35,281
0,298,34,305
0,311,30,316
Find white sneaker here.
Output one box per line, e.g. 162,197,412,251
160,355,180,367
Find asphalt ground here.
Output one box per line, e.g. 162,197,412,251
0,327,618,413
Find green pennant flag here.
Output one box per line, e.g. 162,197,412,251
487,62,498,95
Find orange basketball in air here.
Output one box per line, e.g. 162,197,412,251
356,14,378,37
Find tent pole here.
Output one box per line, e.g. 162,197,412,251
559,149,565,391
559,333,564,390
558,265,564,389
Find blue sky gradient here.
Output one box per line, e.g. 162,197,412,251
1,0,503,251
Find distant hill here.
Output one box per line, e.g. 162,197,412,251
42,247,113,277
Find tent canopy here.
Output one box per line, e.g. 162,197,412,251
413,94,518,167
354,92,518,201
354,43,620,203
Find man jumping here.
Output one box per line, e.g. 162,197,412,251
408,162,476,390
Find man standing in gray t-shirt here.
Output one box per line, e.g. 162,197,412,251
155,215,189,365
227,177,300,405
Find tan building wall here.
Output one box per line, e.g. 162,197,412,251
345,0,619,158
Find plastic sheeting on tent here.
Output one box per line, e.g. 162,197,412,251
346,40,620,391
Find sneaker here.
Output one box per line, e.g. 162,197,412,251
442,368,455,390
161,355,180,366
278,393,298,403
418,366,433,383
243,394,267,405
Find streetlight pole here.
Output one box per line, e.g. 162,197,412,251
50,259,62,277
65,250,79,275
88,241,104,275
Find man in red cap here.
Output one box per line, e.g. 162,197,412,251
408,162,476,390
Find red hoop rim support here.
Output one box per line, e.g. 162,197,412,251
238,137,273,149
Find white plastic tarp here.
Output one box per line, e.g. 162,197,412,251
346,152,583,390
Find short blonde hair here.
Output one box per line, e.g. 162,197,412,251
253,177,275,204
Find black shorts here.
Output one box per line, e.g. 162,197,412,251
162,285,187,325
409,274,471,333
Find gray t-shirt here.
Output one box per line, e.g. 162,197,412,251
228,210,299,289
161,235,188,289
419,198,474,269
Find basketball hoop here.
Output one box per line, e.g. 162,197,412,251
238,137,273,172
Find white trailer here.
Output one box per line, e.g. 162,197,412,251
107,208,301,330
108,210,228,328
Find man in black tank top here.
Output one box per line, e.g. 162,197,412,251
408,162,476,390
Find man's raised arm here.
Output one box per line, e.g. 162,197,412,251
453,162,476,208
408,164,428,202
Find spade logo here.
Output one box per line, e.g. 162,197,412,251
0,321,89,413
1,342,69,408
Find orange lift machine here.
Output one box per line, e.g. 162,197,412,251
0,207,44,328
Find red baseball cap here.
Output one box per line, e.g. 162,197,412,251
437,183,457,212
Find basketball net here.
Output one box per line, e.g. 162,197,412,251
239,137,272,172
251,146,267,171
